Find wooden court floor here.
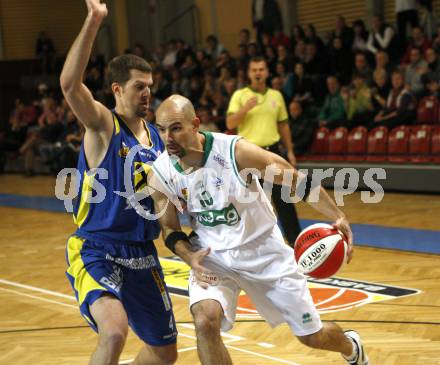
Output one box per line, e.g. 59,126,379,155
0,174,439,365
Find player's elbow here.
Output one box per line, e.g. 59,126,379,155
60,73,79,95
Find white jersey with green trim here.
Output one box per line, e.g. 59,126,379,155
152,132,278,250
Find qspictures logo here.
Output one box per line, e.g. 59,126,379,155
159,257,421,316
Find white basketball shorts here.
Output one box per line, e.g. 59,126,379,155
188,225,323,336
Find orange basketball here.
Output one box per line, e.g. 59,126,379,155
294,223,348,279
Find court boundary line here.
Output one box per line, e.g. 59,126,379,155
0,278,304,365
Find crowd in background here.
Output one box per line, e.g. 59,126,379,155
1,0,440,175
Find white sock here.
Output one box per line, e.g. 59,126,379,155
343,337,358,362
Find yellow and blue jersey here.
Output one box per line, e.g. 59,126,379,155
72,111,164,244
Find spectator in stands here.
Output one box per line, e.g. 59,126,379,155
181,54,202,80
237,44,250,71
304,24,325,52
293,39,307,64
275,62,291,93
401,26,432,64
304,42,328,76
277,44,294,72
223,78,238,101
59,115,84,168
395,0,419,43
367,15,398,63
329,36,353,86
239,28,251,46
215,50,237,77
19,97,63,176
331,15,354,50
318,76,346,129
425,48,440,79
405,47,429,96
248,42,259,58
211,91,228,132
162,40,177,69
205,35,224,60
39,109,82,173
84,66,104,97
35,31,56,74
371,68,391,113
352,19,369,53
372,70,416,129
133,43,146,59
344,73,374,128
374,50,394,76
432,25,440,53
417,74,440,123
0,99,31,173
197,106,219,132
353,52,373,86
290,25,306,47
175,39,193,69
252,0,283,48
264,45,278,75
283,62,313,107
288,100,316,156
151,44,165,65
151,69,171,101
170,68,184,95
271,76,284,97
418,0,439,39
271,29,291,49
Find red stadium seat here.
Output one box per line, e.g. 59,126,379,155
366,126,388,162
347,126,368,161
328,127,348,161
409,125,432,163
309,127,330,161
388,126,410,163
417,96,440,124
431,126,440,163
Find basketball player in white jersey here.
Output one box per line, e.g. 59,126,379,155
148,95,370,365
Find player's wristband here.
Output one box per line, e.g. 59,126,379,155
165,231,190,254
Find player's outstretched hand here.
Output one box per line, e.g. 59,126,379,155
86,0,108,20
333,217,353,264
190,247,214,289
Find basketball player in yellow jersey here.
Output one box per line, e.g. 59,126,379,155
60,1,177,364
148,95,370,365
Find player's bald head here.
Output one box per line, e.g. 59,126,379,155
156,94,196,124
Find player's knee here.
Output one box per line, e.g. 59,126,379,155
192,301,223,337
157,349,178,365
297,330,324,349
97,328,128,353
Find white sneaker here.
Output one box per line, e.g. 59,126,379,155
343,330,370,365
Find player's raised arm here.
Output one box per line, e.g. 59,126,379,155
233,138,353,262
60,0,111,131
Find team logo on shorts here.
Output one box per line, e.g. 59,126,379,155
159,257,421,317
302,313,312,324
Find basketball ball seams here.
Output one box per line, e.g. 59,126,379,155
309,239,346,278
294,223,347,278
296,234,342,273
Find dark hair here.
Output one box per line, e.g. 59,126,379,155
352,72,366,80
108,54,152,86
248,56,267,67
